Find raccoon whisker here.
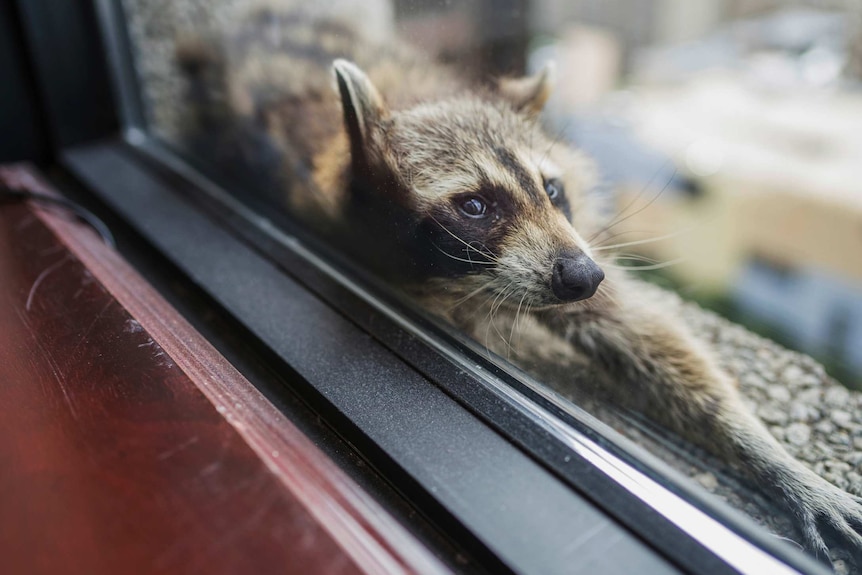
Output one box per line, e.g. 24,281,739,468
520,299,534,348
507,289,530,359
483,288,504,356
588,166,677,244
595,284,621,308
589,178,674,245
474,280,509,316
591,228,650,247
540,118,574,169
475,282,508,314
448,280,497,310
614,254,661,265
593,226,697,252
605,257,687,272
432,243,495,266
484,281,516,355
488,283,514,321
429,215,502,263
491,285,519,354
596,157,675,236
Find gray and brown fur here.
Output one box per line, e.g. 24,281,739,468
177,4,862,568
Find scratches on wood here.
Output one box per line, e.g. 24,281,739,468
25,253,72,311
157,436,200,461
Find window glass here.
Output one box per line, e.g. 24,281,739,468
121,0,862,568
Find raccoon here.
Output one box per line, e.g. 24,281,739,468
177,5,862,568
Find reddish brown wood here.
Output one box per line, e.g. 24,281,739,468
0,165,449,575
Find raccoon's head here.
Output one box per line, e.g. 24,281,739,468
333,59,605,309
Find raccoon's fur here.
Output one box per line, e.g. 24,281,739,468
177,5,862,568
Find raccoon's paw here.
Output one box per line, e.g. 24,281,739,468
791,481,862,569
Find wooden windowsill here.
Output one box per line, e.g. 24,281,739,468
0,165,446,575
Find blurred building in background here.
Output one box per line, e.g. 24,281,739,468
519,0,862,386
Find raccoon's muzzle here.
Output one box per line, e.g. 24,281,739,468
551,251,604,302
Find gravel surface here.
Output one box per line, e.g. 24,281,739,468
686,294,862,499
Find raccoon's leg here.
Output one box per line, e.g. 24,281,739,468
540,303,862,566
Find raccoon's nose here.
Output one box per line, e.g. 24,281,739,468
551,253,604,302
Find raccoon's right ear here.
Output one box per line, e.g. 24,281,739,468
332,59,387,173
497,62,555,117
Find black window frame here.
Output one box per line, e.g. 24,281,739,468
9,1,833,573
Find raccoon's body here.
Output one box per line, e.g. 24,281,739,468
178,6,862,568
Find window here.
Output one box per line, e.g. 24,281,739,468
37,0,862,573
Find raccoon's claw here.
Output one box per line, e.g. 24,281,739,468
792,483,862,570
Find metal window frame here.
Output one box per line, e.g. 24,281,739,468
12,0,833,573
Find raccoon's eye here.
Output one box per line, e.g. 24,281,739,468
545,178,564,202
459,196,488,218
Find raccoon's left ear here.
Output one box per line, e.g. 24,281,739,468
497,62,555,117
333,59,387,174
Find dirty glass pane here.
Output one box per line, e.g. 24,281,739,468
120,0,862,570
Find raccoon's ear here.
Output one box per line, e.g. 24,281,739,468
333,59,387,172
497,62,555,116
